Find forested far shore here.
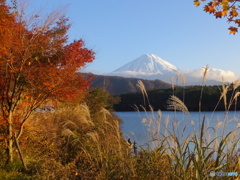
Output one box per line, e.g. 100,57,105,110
113,85,240,111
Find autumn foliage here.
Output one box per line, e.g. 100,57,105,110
0,2,94,165
193,0,240,34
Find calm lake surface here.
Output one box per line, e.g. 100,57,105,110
116,111,240,148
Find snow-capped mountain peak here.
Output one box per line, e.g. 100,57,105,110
112,54,180,75
109,54,238,85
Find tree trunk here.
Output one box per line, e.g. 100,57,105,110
6,111,13,164
14,133,27,170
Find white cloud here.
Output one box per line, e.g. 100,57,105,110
110,67,238,85
182,67,237,84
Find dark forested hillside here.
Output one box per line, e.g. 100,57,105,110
83,73,172,95
81,73,240,112
114,85,240,111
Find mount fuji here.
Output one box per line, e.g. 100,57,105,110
110,54,237,85
111,54,181,83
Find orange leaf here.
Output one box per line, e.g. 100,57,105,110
221,10,228,16
215,11,223,18
212,2,220,7
228,26,238,34
204,5,216,14
235,19,240,27
230,9,238,17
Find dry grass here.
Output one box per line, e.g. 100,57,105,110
0,103,132,179
1,75,240,179
133,78,240,179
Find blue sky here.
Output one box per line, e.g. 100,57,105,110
19,0,240,77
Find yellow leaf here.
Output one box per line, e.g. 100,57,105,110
193,0,201,7
221,0,228,7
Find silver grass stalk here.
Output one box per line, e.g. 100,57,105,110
234,79,240,90
167,95,190,116
181,75,186,86
100,108,112,123
137,80,150,107
87,132,99,143
220,81,229,111
202,65,209,84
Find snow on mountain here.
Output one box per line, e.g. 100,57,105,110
113,54,179,74
111,54,181,83
110,54,238,85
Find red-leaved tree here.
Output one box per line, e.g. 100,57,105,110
0,2,94,166
193,0,240,34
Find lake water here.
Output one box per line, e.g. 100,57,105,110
116,111,240,149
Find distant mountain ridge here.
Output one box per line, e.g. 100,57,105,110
110,54,237,85
83,73,172,95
